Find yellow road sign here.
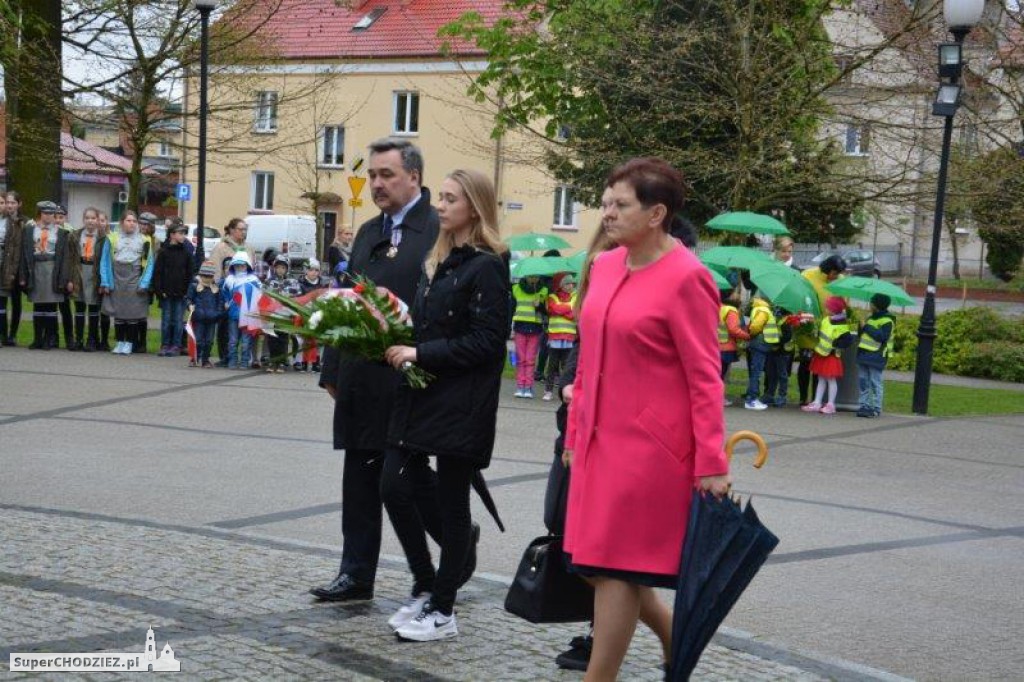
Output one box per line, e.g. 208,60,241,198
348,197,363,208
347,176,367,199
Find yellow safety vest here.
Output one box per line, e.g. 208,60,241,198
815,317,848,356
546,293,578,337
512,284,547,324
752,305,780,345
858,317,894,357
718,305,739,345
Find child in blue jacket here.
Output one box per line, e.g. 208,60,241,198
856,293,896,417
187,260,222,368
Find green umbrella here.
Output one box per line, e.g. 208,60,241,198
505,232,572,252
747,261,821,315
703,264,733,291
826,277,915,307
707,212,790,236
510,256,573,279
700,246,773,271
566,250,587,273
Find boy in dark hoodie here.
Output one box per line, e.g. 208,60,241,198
856,293,896,418
152,222,194,356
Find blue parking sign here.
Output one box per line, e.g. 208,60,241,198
176,183,192,201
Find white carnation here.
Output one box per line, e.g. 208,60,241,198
308,311,324,329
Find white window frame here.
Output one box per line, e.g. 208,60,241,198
251,171,275,211
158,139,173,157
553,185,578,231
254,91,279,133
318,125,346,168
843,123,869,156
393,91,420,136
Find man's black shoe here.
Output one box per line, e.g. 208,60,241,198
457,522,480,589
309,573,373,602
555,635,592,671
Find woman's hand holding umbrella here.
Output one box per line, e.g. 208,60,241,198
698,474,731,497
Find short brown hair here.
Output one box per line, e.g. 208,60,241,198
606,157,685,232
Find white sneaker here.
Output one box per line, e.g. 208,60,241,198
542,391,553,401
114,341,130,355
395,606,457,642
744,399,769,411
110,342,122,354
723,398,733,407
388,592,432,630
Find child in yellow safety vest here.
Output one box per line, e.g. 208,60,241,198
856,293,896,418
802,296,850,415
743,294,780,411
542,273,577,401
511,275,548,398
718,288,749,407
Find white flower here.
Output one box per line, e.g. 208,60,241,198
308,311,324,329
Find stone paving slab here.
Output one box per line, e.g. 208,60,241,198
0,508,872,681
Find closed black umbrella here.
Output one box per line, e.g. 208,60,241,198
669,493,779,680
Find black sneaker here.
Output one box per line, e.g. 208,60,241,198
555,635,592,671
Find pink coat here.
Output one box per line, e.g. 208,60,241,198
564,244,729,577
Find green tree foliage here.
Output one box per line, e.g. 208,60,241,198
965,147,1024,282
1,0,63,209
442,0,863,240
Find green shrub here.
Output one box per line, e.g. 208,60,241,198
957,342,1024,383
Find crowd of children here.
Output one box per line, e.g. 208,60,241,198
510,271,579,400
718,285,896,417
0,198,341,373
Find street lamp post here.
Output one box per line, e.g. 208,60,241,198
911,0,984,415
193,0,218,267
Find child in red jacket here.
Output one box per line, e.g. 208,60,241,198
542,272,578,401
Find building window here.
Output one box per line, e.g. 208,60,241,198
251,171,274,211
553,185,576,229
393,92,419,135
158,140,173,157
319,125,345,167
844,123,870,156
254,91,278,133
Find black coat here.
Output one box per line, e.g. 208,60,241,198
152,242,195,298
387,245,510,467
321,188,440,451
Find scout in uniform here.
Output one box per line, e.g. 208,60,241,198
99,210,156,354
67,206,105,351
19,201,70,349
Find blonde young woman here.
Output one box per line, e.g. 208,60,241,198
382,169,510,642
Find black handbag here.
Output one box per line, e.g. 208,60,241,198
504,534,594,623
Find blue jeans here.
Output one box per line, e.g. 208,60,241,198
193,320,217,363
857,364,884,413
159,297,185,347
762,351,791,405
745,348,768,401
226,322,253,368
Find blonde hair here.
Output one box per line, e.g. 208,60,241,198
574,224,617,316
425,169,507,279
774,236,794,251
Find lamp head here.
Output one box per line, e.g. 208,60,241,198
943,0,984,30
932,84,962,117
193,0,218,10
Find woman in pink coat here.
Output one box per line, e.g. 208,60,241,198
563,158,731,681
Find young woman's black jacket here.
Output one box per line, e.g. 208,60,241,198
388,245,510,467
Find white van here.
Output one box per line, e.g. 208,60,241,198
243,215,317,268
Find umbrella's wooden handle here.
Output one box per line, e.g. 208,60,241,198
725,430,768,469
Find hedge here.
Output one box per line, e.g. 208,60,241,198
886,307,1024,383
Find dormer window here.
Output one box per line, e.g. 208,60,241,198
353,7,386,31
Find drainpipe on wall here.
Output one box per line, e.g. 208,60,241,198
493,98,505,217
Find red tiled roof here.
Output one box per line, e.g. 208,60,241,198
60,133,135,175
227,0,505,60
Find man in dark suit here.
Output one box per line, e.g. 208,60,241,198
312,139,470,601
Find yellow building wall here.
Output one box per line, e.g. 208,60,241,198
185,61,598,254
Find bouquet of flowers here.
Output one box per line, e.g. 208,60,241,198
259,275,434,388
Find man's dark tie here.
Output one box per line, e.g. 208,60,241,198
382,215,394,241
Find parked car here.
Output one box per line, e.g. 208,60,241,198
807,249,881,278
243,214,317,269
151,224,221,256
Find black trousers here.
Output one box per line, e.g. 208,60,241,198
339,448,442,586
217,317,229,362
59,299,73,345
797,349,817,404
74,301,101,345
544,346,573,392
381,449,474,615
1,287,22,340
